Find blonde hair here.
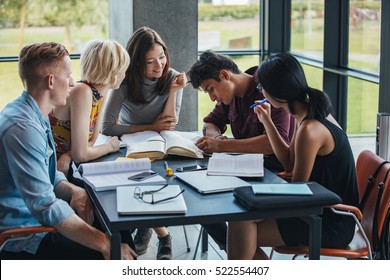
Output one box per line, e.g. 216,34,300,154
80,40,130,85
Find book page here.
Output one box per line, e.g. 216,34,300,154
84,170,166,191
94,134,127,148
121,131,163,145
121,131,166,159
79,158,151,175
125,141,166,159
207,153,264,177
161,130,204,158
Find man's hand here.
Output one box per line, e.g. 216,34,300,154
70,187,94,225
120,243,138,260
195,136,225,154
57,152,72,176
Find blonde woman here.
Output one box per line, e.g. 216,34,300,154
49,40,130,177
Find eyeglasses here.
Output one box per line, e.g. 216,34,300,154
134,184,185,204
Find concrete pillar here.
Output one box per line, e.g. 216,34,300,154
109,0,199,131
108,0,133,48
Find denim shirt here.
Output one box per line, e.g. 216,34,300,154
0,91,74,253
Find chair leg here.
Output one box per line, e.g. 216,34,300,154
193,227,204,260
201,228,209,252
269,248,274,259
182,225,191,252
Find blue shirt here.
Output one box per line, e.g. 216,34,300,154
0,91,74,254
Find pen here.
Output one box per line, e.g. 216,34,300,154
249,99,268,109
164,161,173,177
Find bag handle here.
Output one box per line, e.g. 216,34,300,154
359,160,389,211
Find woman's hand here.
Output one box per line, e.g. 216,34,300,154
169,72,187,93
105,136,121,153
253,101,272,125
152,114,176,132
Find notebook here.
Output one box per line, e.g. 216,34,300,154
252,183,313,196
79,158,166,191
207,153,264,177
175,170,251,194
116,185,187,215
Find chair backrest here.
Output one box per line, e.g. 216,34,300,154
356,150,390,251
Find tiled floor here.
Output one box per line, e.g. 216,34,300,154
137,136,376,261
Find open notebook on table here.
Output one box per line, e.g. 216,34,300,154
79,158,166,191
207,153,264,177
175,170,251,194
116,185,187,215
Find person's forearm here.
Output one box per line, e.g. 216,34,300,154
219,135,274,154
262,120,293,171
161,90,177,122
71,142,115,163
54,180,77,202
203,123,224,138
55,214,110,259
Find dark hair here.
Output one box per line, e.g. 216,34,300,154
18,42,69,87
187,50,241,89
257,52,333,120
124,26,174,104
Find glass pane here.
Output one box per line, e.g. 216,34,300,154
0,0,108,56
198,55,260,133
291,0,324,60
347,77,378,134
0,59,81,110
0,62,23,110
301,64,323,90
348,0,381,73
198,1,260,51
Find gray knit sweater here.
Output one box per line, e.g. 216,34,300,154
102,68,183,136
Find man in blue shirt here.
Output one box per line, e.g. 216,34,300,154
0,42,136,260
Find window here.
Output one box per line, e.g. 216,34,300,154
348,0,381,73
288,0,380,136
347,77,379,134
0,0,108,109
198,1,260,51
291,0,324,60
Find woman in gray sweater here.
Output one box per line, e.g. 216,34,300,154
102,27,187,260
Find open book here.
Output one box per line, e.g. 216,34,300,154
79,158,166,191
207,153,264,177
121,130,204,160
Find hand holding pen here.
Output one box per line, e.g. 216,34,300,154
252,99,272,125
249,99,269,109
